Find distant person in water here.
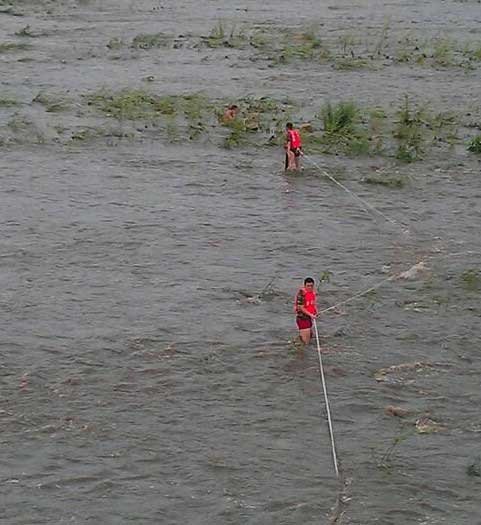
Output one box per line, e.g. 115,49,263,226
223,104,239,123
294,277,318,344
284,122,303,171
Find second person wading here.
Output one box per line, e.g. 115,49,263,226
285,122,303,171
294,277,318,344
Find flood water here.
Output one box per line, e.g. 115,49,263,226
1,1,480,524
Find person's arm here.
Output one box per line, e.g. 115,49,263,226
296,291,317,318
299,305,316,318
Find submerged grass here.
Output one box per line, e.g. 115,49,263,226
467,134,481,153
362,174,407,188
86,90,198,120
393,95,425,162
0,41,31,52
204,21,247,49
131,33,170,49
460,269,481,291
322,101,359,135
0,96,18,107
33,92,70,112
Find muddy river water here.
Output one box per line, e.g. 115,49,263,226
1,1,480,524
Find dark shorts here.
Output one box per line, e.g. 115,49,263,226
296,317,312,330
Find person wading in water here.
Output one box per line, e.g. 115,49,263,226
294,277,318,344
284,122,303,171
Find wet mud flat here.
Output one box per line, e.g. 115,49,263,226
1,1,481,524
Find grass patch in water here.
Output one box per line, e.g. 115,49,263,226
393,95,425,162
203,21,247,49
86,89,215,142
106,37,124,50
70,128,100,141
218,95,292,148
428,111,459,146
467,134,481,153
33,92,70,112
87,90,181,119
249,29,272,50
222,118,248,149
432,38,456,67
322,101,359,135
0,41,31,52
332,56,372,70
460,269,481,291
467,43,481,61
276,28,329,63
0,96,18,107
131,33,170,49
318,101,373,156
362,174,407,188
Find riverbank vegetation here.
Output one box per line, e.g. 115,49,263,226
1,87,480,165
100,22,481,73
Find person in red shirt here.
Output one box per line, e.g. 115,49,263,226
284,122,303,171
294,277,318,344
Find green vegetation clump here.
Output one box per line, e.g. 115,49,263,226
460,269,481,291
85,90,214,142
429,111,459,145
317,101,373,156
223,118,248,149
362,174,407,188
86,90,178,119
33,92,70,112
322,101,359,135
0,96,18,107
0,42,31,52
220,96,290,149
332,56,372,70
467,134,481,153
277,28,329,63
107,37,124,50
393,96,425,162
432,38,456,67
131,33,170,49
203,21,247,49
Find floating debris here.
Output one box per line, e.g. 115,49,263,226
384,405,410,417
375,360,433,382
398,261,427,280
415,415,445,434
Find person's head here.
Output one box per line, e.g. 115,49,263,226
286,122,293,130
304,277,315,289
229,104,238,111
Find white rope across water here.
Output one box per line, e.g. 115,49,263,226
313,318,339,478
303,153,407,231
293,151,476,522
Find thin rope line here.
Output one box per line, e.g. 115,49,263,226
303,153,406,230
313,318,339,477
319,274,397,314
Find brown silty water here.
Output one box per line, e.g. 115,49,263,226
1,1,480,524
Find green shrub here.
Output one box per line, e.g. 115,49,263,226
393,95,425,162
467,134,481,153
131,33,170,49
321,101,359,135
